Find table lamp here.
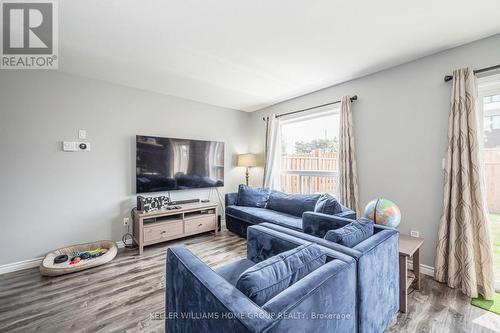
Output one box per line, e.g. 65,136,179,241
237,154,258,186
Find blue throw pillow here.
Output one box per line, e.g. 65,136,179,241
314,193,342,215
236,243,326,306
266,190,320,217
236,185,270,208
324,218,374,247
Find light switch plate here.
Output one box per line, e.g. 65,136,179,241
410,230,420,238
78,129,87,140
62,141,77,151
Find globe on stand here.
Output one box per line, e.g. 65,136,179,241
363,199,401,228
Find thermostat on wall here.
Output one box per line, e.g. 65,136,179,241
62,141,91,152
77,142,91,151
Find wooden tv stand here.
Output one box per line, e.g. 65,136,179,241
132,201,218,254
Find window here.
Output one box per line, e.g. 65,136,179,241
483,94,500,104
278,110,340,196
484,115,500,131
478,75,500,291
493,115,500,130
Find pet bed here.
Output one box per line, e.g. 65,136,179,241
40,240,118,276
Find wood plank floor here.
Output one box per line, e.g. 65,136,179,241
0,230,499,333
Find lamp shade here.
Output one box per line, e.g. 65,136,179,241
237,154,258,167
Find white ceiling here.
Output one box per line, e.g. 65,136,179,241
60,1,500,112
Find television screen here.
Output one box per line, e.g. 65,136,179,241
136,135,224,193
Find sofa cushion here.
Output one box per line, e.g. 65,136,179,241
324,218,374,247
215,258,256,286
226,206,303,230
236,185,270,208
266,190,320,217
236,244,326,306
314,193,342,215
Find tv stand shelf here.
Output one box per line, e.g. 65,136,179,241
132,201,218,254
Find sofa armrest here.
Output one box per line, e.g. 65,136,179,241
166,246,272,333
257,223,361,260
247,225,313,262
248,225,356,264
302,212,353,238
337,202,356,219
225,192,238,207
336,210,356,220
353,230,399,333
354,228,399,254
373,223,396,233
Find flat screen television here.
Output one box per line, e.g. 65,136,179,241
136,135,224,193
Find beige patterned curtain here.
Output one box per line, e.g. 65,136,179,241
434,67,494,300
338,96,360,216
263,115,281,189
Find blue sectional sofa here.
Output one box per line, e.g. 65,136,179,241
166,225,357,333
222,186,399,333
260,214,399,333
225,185,355,237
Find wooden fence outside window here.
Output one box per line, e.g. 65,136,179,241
484,148,500,213
280,150,338,196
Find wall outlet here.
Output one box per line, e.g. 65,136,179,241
62,141,77,151
62,141,91,152
410,230,420,238
123,217,130,226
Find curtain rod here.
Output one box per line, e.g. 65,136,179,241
262,95,357,121
444,64,500,82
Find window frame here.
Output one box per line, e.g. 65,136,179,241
277,107,341,195
478,74,500,147
477,73,500,292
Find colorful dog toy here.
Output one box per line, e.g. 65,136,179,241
54,254,68,264
69,257,81,265
69,247,105,264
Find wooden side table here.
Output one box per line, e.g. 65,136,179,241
399,234,424,313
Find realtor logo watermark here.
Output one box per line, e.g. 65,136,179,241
1,0,58,69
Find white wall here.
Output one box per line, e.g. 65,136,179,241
2,34,499,269
0,71,250,265
248,34,500,268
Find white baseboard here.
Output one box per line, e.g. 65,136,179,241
0,240,125,275
408,260,435,277
0,257,44,275
1,241,436,278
